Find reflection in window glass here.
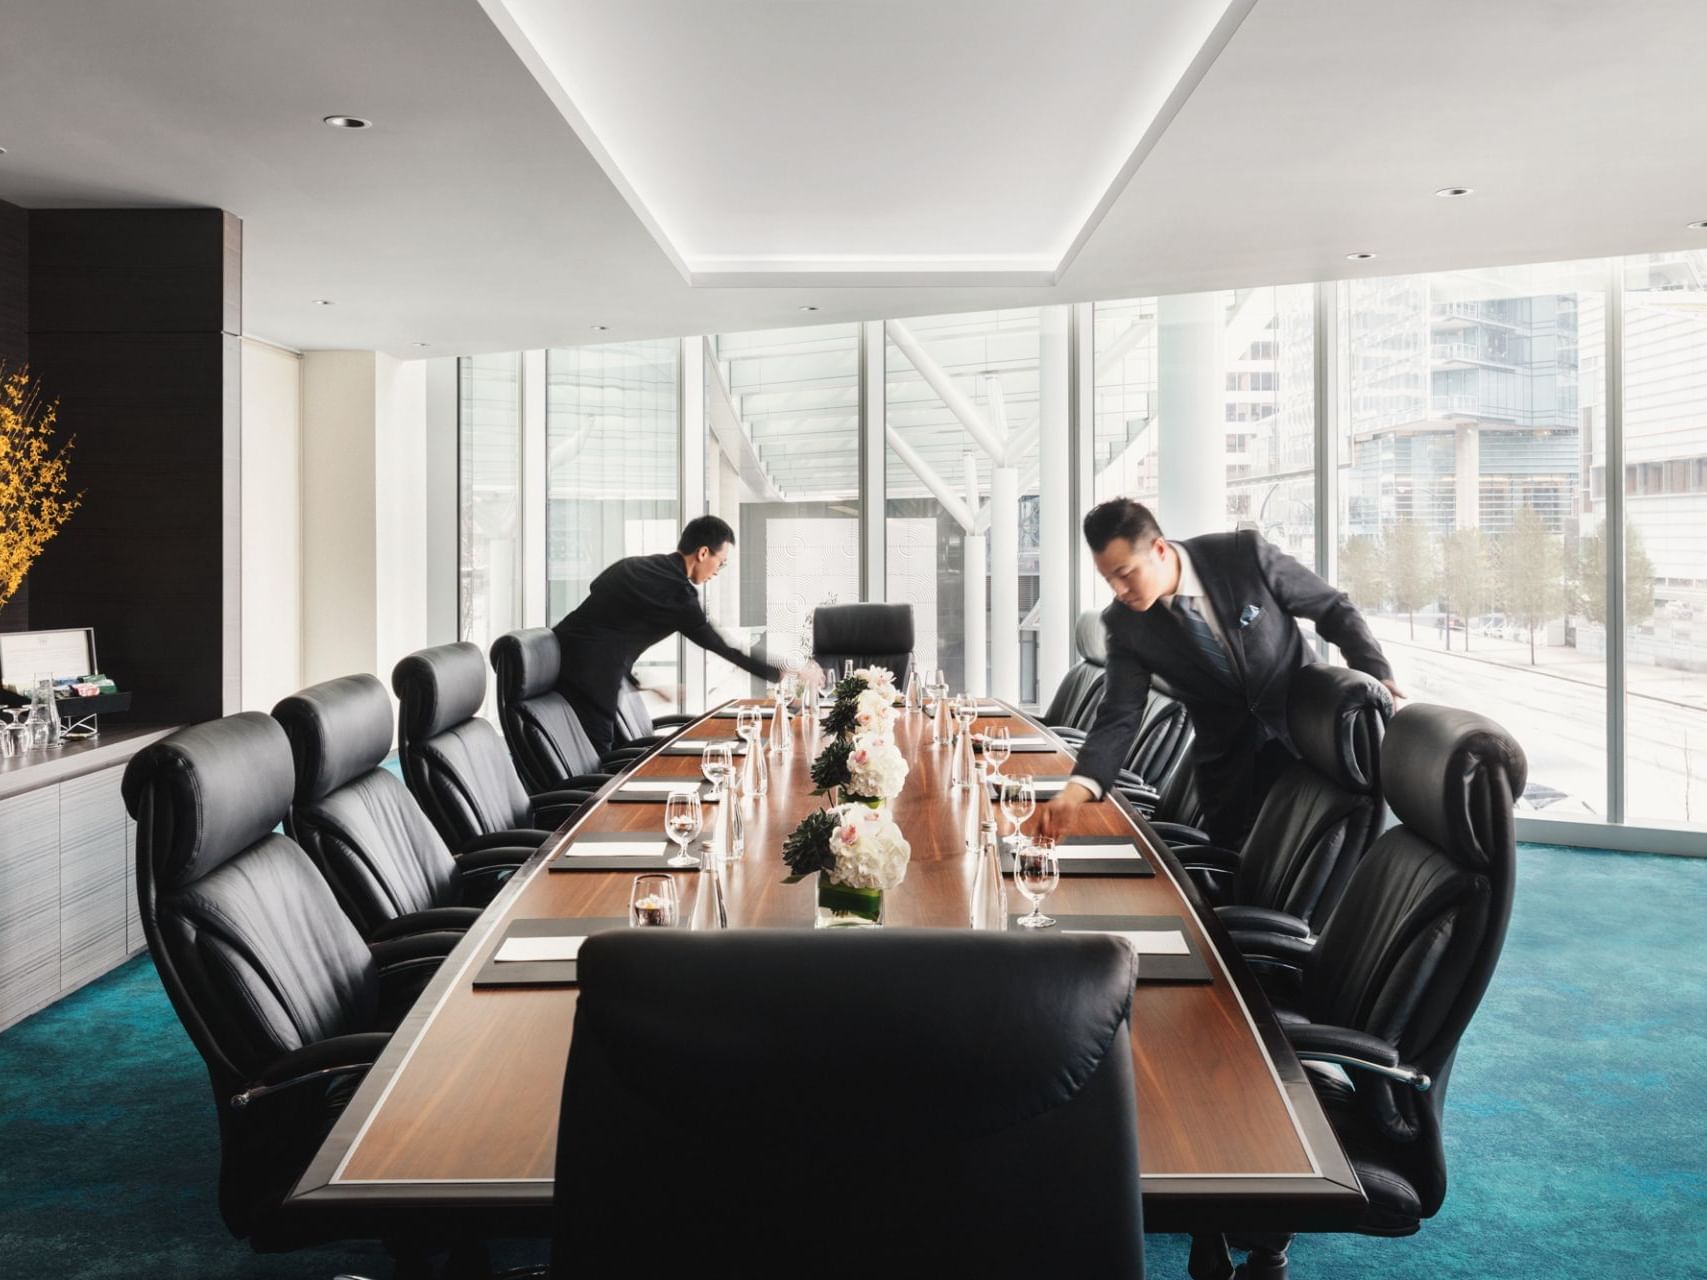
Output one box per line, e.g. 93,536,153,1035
458,353,523,708
885,309,1043,703
705,325,861,704
1338,262,1606,815
546,341,680,709
1621,251,1707,823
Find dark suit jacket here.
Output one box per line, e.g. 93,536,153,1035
1075,530,1392,815
552,553,781,717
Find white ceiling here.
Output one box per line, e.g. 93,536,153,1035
1,0,1704,358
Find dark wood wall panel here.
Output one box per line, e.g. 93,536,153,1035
24,209,240,723
0,198,29,631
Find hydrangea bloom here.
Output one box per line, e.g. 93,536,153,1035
827,803,911,891
854,686,898,734
852,665,896,692
846,733,909,800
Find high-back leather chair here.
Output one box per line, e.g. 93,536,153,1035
121,713,456,1247
491,628,625,795
1181,664,1393,941
812,602,916,687
393,642,586,856
551,930,1145,1279
1236,702,1525,1253
273,674,532,941
614,680,697,748
1123,690,1194,793
1043,611,1109,740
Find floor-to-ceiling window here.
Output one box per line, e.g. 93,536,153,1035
1621,250,1707,823
1338,261,1608,815
458,353,523,696
545,339,681,709
704,324,861,703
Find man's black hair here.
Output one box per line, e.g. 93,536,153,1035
1082,498,1164,553
678,514,736,556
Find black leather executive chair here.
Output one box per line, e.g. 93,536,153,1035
1200,703,1526,1278
1117,691,1196,807
1178,664,1392,945
122,713,459,1252
1043,611,1110,741
614,679,697,750
273,674,535,942
811,602,916,687
490,628,638,795
393,642,594,855
551,930,1145,1279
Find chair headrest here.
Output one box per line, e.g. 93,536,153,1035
1286,664,1393,794
271,675,395,804
1074,611,1107,667
491,628,560,701
813,603,914,655
121,713,296,889
393,642,487,742
1381,703,1528,869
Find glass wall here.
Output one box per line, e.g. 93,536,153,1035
1621,250,1707,823
1337,261,1607,815
457,353,523,697
704,324,861,703
545,340,681,709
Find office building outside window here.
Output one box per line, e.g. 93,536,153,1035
457,353,523,702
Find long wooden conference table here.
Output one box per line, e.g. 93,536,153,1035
290,698,1365,1234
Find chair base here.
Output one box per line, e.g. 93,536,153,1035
1189,1232,1293,1280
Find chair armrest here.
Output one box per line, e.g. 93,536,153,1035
1229,930,1316,972
1048,725,1086,744
367,907,482,942
370,930,461,979
453,846,532,907
1215,905,1312,939
1285,1022,1432,1093
231,1031,391,1110
1178,844,1242,875
461,828,553,854
529,790,594,829
1149,821,1211,846
649,714,696,729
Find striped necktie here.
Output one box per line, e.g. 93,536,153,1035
1173,596,1236,685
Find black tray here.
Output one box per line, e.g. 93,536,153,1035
1002,834,1154,878
1007,914,1212,983
550,831,704,872
604,780,716,804
472,917,629,988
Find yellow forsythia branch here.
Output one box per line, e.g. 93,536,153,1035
0,366,84,614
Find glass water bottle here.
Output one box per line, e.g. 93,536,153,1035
970,818,1009,931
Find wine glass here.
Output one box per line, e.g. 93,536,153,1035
700,742,734,797
1001,775,1037,847
736,706,762,743
1013,837,1059,929
842,659,855,681
663,789,703,868
983,725,1012,783
629,874,679,927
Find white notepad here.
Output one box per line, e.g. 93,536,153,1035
1064,929,1189,955
1052,846,1143,860
568,841,667,856
619,780,698,794
494,935,586,963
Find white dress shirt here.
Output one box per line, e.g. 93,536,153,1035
1067,542,1231,801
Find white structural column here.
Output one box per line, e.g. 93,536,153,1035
520,350,548,627
982,372,1020,702
961,453,988,696
1037,305,1071,706
679,336,708,713
1157,291,1226,538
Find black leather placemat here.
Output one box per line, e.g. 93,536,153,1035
549,831,702,872
603,780,715,804
1001,834,1154,878
472,917,629,988
1006,914,1212,983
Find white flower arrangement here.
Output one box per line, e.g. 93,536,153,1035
853,685,899,734
827,803,912,891
845,732,909,801
852,665,896,692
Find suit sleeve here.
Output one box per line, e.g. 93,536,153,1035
1252,535,1393,682
1070,626,1153,794
679,607,784,682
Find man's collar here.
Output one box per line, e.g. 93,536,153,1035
1164,541,1204,605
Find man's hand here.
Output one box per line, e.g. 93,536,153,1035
1381,677,1407,703
794,662,826,694
1038,782,1097,840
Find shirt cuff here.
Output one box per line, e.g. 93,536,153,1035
1067,774,1104,801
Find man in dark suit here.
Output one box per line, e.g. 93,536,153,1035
553,515,803,757
1040,498,1403,846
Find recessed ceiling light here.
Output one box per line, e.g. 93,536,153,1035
311,298,334,306
323,115,372,130
1688,220,1707,230
589,324,608,332
1345,252,1377,261
799,305,819,312
0,147,8,157
1435,186,1473,198
410,342,430,348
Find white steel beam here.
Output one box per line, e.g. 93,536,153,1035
885,426,977,532
886,319,1009,464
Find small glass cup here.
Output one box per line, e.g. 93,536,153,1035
700,741,734,796
983,725,1012,782
664,789,703,868
1014,837,1060,929
629,874,679,927
1001,775,1037,846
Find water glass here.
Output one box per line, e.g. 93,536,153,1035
842,658,855,681
629,874,679,927
983,726,1012,781
700,742,734,795
1001,775,1037,845
735,706,763,742
664,790,703,867
902,669,922,712
1014,837,1060,929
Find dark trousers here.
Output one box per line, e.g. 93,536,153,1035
565,683,619,761
1197,736,1297,847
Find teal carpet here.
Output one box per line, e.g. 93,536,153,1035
3,843,1704,1279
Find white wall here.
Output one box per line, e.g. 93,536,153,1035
239,337,303,712
375,354,430,675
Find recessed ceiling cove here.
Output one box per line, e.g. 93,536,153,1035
478,0,1258,287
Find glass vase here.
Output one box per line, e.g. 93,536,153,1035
814,875,884,928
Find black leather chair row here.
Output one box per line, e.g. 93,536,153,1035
1043,610,1110,740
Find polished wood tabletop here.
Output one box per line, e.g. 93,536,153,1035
290,699,1363,1232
